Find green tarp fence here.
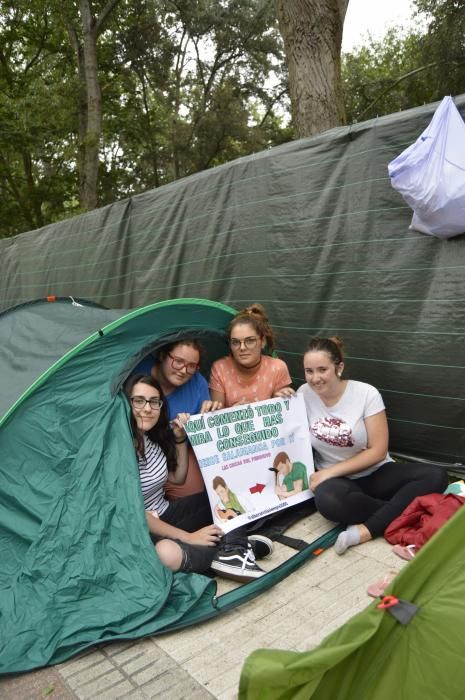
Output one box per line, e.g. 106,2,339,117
2,96,465,463
239,504,465,700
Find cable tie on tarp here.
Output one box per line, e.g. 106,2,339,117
377,595,419,625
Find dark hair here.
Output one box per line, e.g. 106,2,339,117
228,303,275,352
158,339,204,364
212,476,227,490
268,451,291,484
123,374,177,472
272,451,291,470
304,336,344,366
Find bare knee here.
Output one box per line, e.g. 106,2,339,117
155,539,183,571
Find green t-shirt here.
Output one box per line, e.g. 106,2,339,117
282,461,309,492
221,490,245,514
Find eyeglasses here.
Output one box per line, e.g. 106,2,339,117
130,396,163,410
168,352,199,375
230,336,259,350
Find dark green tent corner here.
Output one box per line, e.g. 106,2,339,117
239,505,465,700
0,298,231,673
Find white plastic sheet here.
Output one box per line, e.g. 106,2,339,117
388,96,465,239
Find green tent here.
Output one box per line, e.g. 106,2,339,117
239,504,465,700
0,296,336,673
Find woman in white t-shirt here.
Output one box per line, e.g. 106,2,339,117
297,337,447,555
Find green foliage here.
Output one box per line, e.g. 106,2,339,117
0,2,79,237
4,0,465,239
343,1,465,123
414,0,465,96
0,0,289,238
342,30,426,123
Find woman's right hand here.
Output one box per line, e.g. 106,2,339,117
185,524,223,547
171,412,190,440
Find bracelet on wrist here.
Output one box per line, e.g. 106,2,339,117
175,436,188,444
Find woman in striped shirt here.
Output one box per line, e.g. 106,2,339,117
124,374,266,580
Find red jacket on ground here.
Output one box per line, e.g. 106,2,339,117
384,493,465,549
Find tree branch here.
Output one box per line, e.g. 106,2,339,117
24,14,48,74
357,58,465,121
94,0,122,37
258,86,288,127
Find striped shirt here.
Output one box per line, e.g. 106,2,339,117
138,435,170,516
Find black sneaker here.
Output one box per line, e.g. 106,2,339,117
210,547,266,582
248,534,273,560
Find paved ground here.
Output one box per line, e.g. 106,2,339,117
0,513,406,699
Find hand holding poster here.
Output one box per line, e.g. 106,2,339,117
184,394,314,533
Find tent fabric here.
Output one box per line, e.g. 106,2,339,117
0,297,125,422
239,505,465,700
2,97,465,463
0,298,230,672
0,296,338,673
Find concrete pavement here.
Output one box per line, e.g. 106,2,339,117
0,512,406,699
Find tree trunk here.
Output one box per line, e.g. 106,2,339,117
78,0,101,211
274,0,349,138
66,0,120,211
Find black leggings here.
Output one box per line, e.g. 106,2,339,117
152,492,247,573
313,461,448,538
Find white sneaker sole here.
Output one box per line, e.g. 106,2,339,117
210,560,265,583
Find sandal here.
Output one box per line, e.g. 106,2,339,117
367,571,397,598
392,544,416,561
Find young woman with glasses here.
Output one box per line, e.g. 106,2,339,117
209,304,294,407
123,374,267,581
134,340,221,417
134,340,222,498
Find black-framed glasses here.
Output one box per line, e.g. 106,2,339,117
130,396,163,410
167,352,199,375
230,336,259,350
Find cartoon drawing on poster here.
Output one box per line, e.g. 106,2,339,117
184,394,314,532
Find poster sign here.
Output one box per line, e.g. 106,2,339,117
184,394,314,533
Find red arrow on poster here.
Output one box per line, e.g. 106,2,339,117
249,483,266,494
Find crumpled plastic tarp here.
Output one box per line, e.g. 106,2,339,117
388,96,465,239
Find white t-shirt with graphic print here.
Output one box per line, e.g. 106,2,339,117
297,380,391,478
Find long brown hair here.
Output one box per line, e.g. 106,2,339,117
123,374,177,471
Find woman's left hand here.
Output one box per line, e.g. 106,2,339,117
310,469,335,492
171,412,190,440
274,387,296,398
200,400,223,413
